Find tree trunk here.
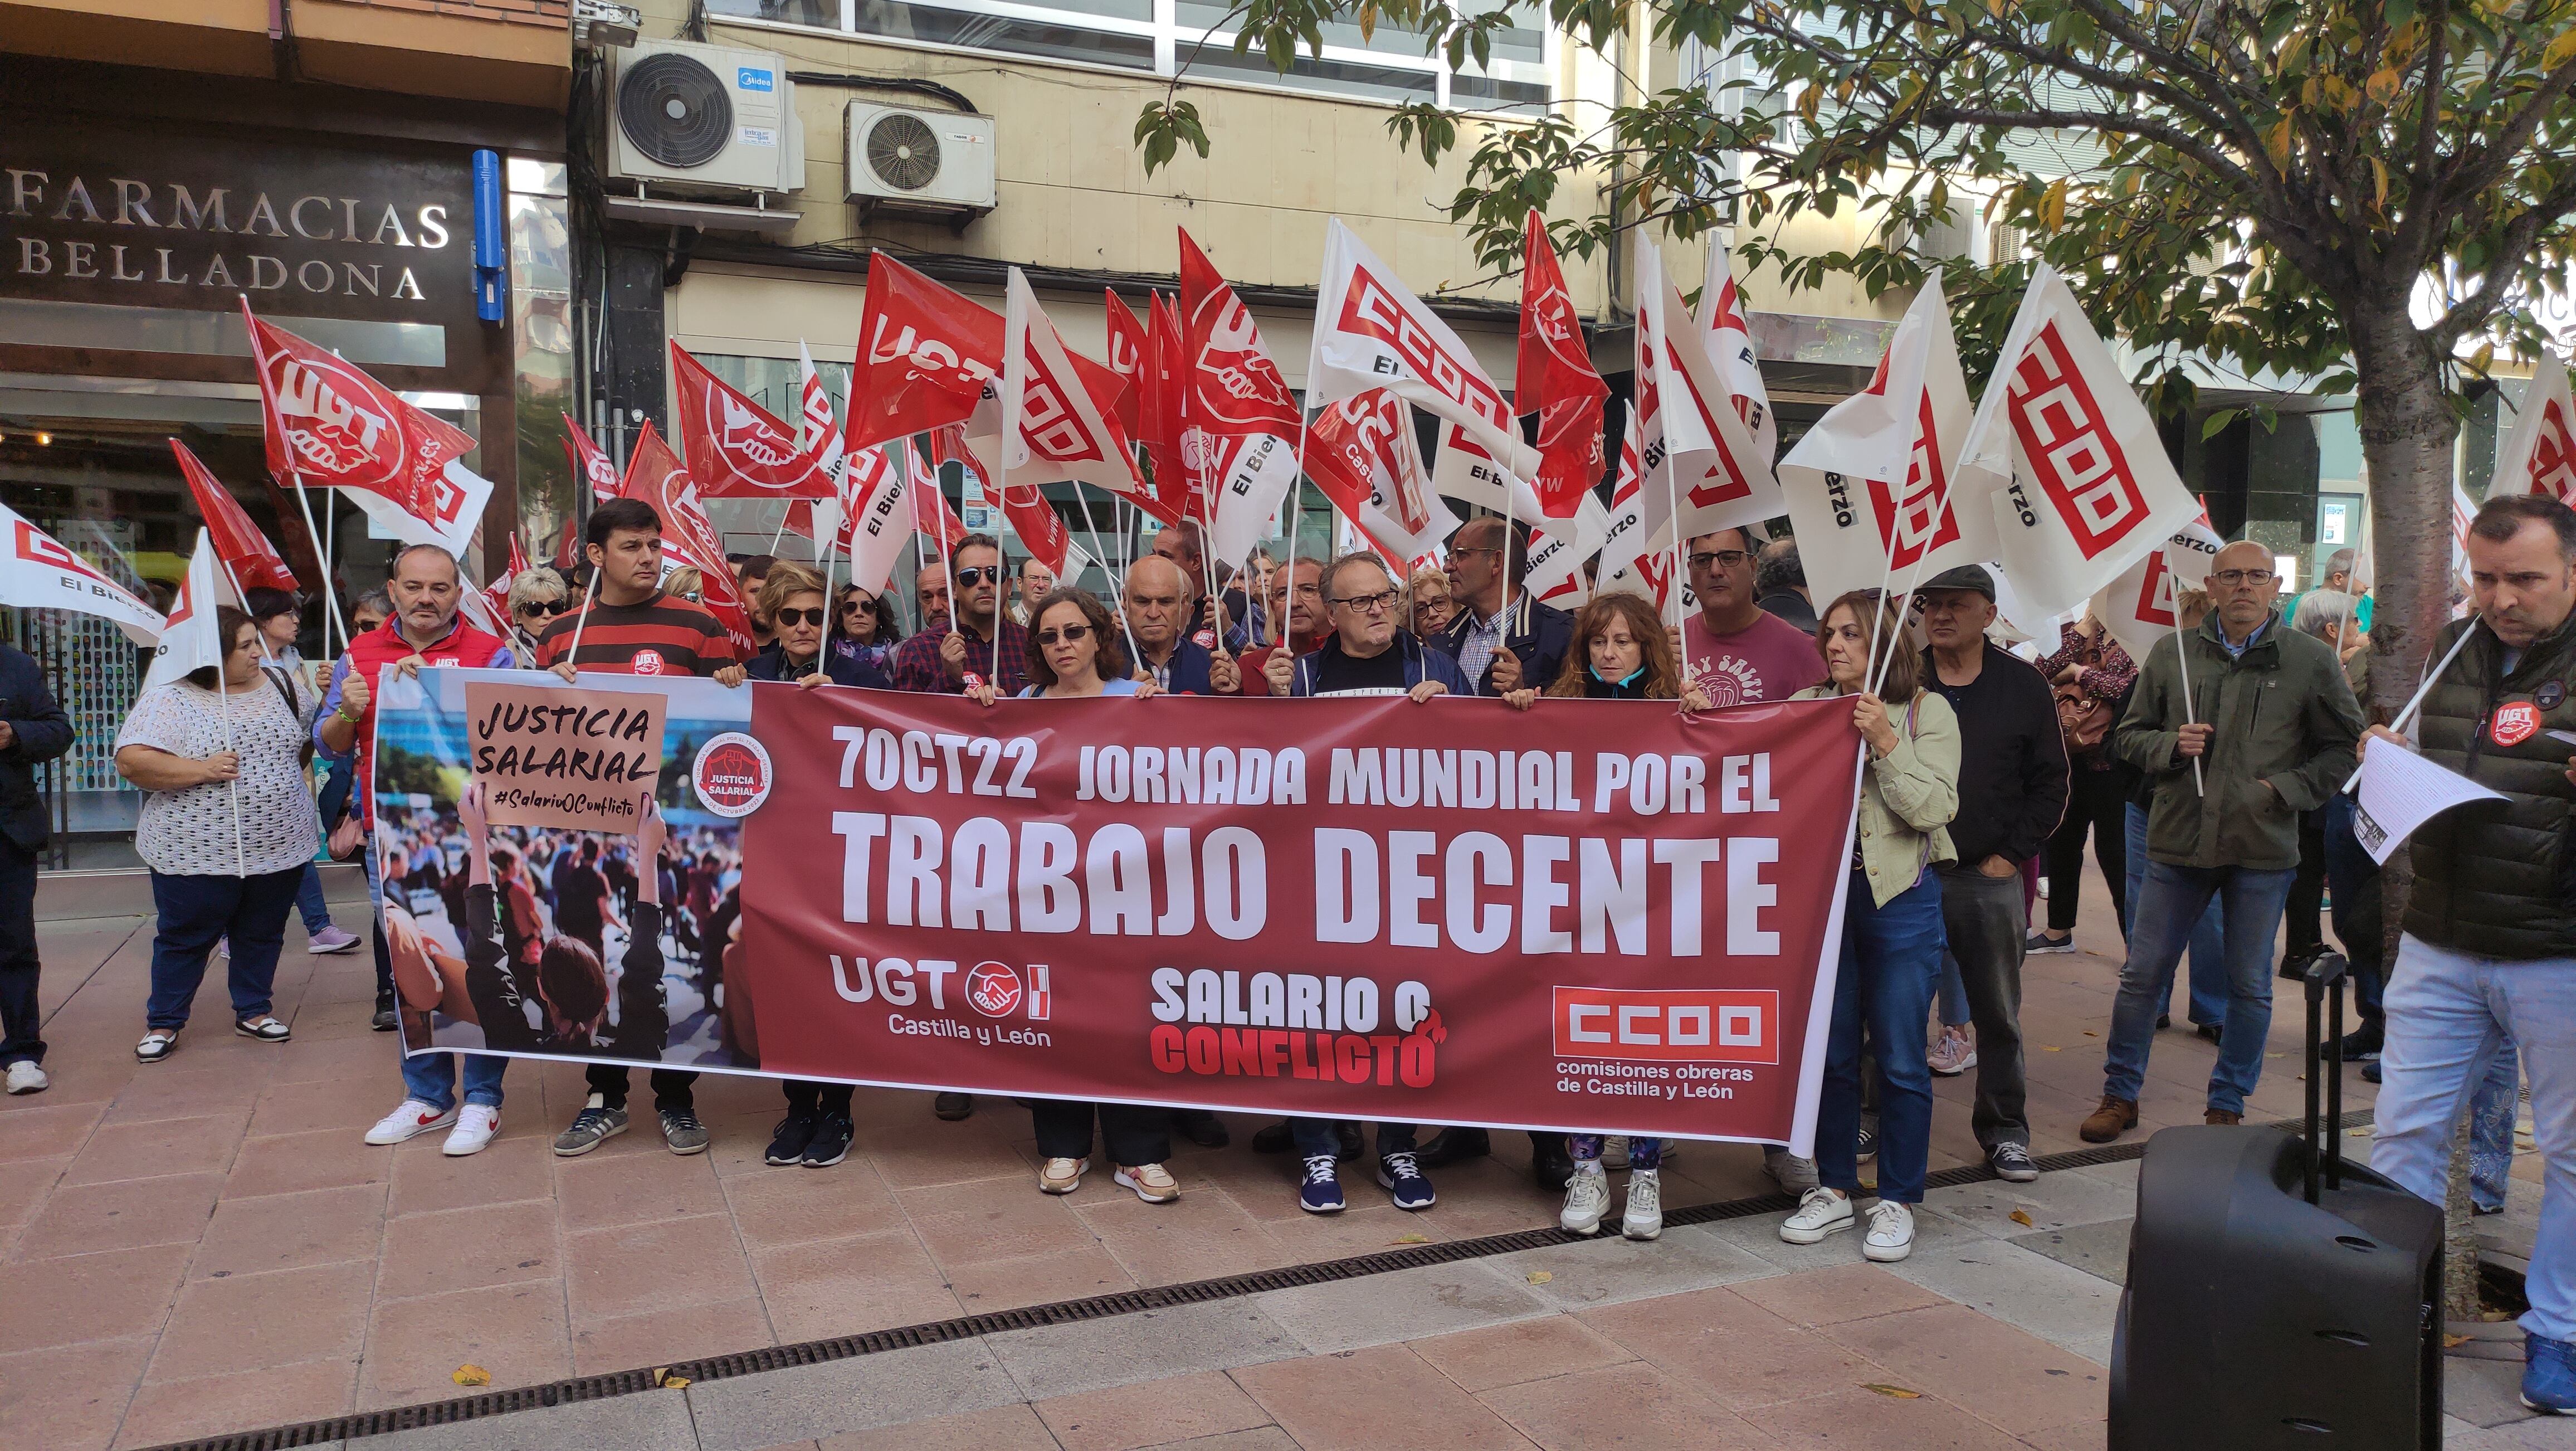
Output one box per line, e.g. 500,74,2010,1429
2346,304,2482,1317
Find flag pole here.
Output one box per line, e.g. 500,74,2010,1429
1074,484,1143,674
2172,613,2206,797
217,654,246,878
1284,406,1311,656
560,566,601,678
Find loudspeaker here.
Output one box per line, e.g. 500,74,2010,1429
2109,956,2443,1449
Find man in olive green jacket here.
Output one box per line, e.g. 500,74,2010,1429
2080,541,2362,1143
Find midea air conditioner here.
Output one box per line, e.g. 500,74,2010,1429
846,103,996,219
609,38,805,196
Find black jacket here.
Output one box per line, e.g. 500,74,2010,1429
1921,642,2070,868
0,644,73,854
2402,613,2576,960
463,882,669,1060
747,643,890,690
1440,595,1575,695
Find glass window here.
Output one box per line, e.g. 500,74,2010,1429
851,0,1156,69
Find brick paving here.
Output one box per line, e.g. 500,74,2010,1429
0,871,2462,1450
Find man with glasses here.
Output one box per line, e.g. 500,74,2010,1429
1678,527,1829,706
886,534,1031,699
1263,552,1466,1214
1439,517,1572,695
1123,556,1241,696
2083,540,2360,1143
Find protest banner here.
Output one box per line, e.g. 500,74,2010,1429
374,671,1863,1151
464,679,667,833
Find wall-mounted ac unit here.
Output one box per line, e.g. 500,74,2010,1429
609,38,804,196
846,103,996,220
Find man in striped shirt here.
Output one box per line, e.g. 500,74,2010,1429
535,497,744,1157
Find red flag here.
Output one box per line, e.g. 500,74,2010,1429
669,343,833,499
482,531,532,626
562,413,621,503
1143,293,1189,509
1516,211,1609,512
1178,230,1302,563
1303,391,1453,564
1104,290,1148,434
847,251,1005,454
615,422,757,653
170,439,299,596
551,512,581,571
241,300,484,545
997,269,1150,500
904,440,970,548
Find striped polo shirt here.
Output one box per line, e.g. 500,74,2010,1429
534,590,739,678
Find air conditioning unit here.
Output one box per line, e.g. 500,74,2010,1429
846,103,996,220
608,38,804,196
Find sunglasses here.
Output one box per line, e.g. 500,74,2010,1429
955,566,1002,586
1036,624,1094,645
774,607,827,628
518,598,571,617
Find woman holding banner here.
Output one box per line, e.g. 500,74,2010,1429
1777,590,1959,1265
968,587,1180,1202
1501,593,1712,1240
746,561,884,1168
115,607,318,1063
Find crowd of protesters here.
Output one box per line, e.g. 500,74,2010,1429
0,489,2564,1414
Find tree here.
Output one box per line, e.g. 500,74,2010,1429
1140,0,2576,1316
1138,0,2576,719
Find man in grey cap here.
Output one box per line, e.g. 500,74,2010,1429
1917,565,2068,1182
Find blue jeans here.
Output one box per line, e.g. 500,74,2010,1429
295,861,335,936
2124,804,2227,1025
365,844,505,1109
145,868,304,1029
1819,867,1946,1204
2370,935,2572,1342
2103,860,2297,1114
1936,954,1970,1028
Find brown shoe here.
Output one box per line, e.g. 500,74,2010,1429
2204,1108,2243,1126
2079,1095,2139,1143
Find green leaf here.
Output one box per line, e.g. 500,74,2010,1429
2202,409,2241,440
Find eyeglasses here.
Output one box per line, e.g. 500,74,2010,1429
518,598,570,617
2211,569,2277,587
1036,624,1093,645
1332,589,1399,613
774,607,827,628
840,598,871,614
1688,550,1754,571
1451,546,1504,557
956,566,1001,586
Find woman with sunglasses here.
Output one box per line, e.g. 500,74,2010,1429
506,568,572,660
747,562,890,693
827,583,902,671
966,587,1180,1201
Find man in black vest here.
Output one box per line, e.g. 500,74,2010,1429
2364,493,2576,1414
0,641,74,1095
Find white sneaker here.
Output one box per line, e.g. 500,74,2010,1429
1560,1163,1609,1235
1779,1186,1856,1244
1863,1200,1916,1262
365,1098,458,1146
1038,1156,1087,1194
442,1104,500,1157
4,1060,47,1095
1621,1167,1664,1241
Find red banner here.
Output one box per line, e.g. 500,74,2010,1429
736,692,1860,1146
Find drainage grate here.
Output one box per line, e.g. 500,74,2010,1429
138,1110,2374,1451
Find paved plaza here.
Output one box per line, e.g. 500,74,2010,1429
0,873,2553,1450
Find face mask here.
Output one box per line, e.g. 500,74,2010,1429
1591,661,1646,688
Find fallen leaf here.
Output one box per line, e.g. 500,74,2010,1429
2009,1209,2035,1227
1862,1383,1924,1398
1526,1270,1553,1284
2482,1311,2514,1323
2041,1045,2062,1052
1393,1233,1429,1244
452,1365,490,1387
655,1370,691,1389
2081,1030,2098,1038
2443,1333,2472,1348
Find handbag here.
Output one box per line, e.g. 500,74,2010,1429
2053,637,2114,755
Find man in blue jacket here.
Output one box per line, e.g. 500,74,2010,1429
1268,552,1475,701
1124,556,1242,695
0,641,74,1095
1439,516,1573,696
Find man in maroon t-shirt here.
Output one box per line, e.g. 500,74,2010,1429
1677,525,1828,707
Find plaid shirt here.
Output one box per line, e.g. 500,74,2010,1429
885,617,1032,696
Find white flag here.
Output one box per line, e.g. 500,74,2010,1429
1658,266,1783,539
1779,272,1991,603
2088,514,2227,663
1308,218,1539,478
0,500,165,645
798,339,846,487
1968,265,2203,619
2498,350,2576,504
842,444,915,596
1699,242,1779,469
144,530,241,690
996,269,1151,498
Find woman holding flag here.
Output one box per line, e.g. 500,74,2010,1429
1777,590,1959,1264
114,607,319,1063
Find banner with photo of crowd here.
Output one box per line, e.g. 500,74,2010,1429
373,671,1865,1152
